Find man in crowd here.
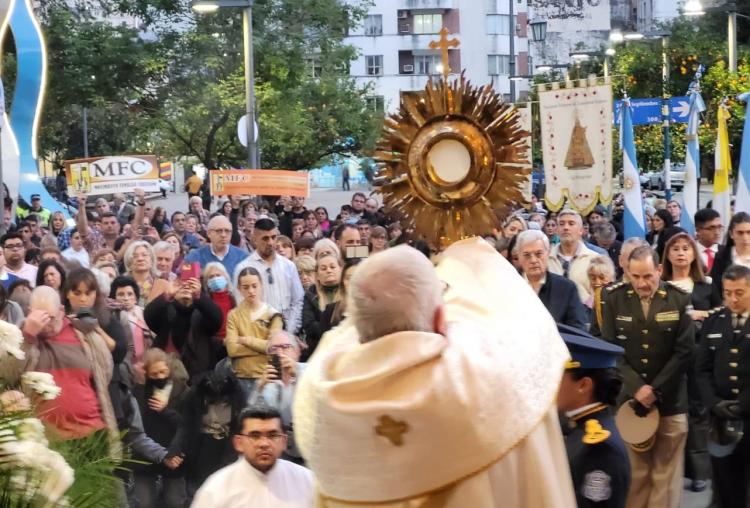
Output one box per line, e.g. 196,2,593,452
170,211,201,251
17,221,37,250
17,193,51,226
192,406,314,507
548,210,599,303
99,212,121,251
667,200,682,227
279,196,307,237
516,230,587,330
363,197,383,226
153,241,178,279
2,232,37,284
113,193,135,226
233,218,304,334
94,197,110,217
601,246,694,508
356,219,371,247
593,222,622,270
350,192,366,219
697,264,750,508
617,237,649,282
694,208,724,273
189,196,210,230
295,240,576,506
238,212,257,254
185,216,248,276
334,224,361,255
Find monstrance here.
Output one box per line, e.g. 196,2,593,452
374,28,531,248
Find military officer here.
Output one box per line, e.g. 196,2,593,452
696,264,750,508
600,245,694,508
557,324,630,507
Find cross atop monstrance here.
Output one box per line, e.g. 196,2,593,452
429,27,459,81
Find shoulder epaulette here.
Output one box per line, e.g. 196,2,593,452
582,419,611,445
707,306,725,316
606,281,627,293
665,280,689,294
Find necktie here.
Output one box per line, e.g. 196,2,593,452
733,313,746,331
704,247,715,272
641,297,651,318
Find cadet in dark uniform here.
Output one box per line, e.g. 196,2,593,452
557,324,630,507
599,246,694,508
696,264,750,508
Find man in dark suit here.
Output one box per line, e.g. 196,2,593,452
600,246,694,508
516,230,588,330
694,208,724,274
697,264,750,508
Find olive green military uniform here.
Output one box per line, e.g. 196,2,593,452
600,281,695,508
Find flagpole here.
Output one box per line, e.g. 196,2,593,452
0,78,5,237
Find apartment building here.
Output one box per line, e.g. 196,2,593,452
344,0,531,113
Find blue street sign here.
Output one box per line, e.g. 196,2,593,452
613,96,689,125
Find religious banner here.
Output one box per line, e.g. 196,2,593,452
516,103,534,202
538,78,613,213
209,169,310,197
64,155,159,196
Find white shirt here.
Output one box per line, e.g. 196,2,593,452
6,263,38,286
233,252,304,334
698,243,718,270
62,247,90,268
191,457,314,508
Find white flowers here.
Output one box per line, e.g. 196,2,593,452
21,371,62,401
0,320,24,361
0,439,74,507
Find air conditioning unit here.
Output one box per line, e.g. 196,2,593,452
403,64,414,73
399,24,411,33
397,11,408,19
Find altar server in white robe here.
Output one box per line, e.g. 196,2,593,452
191,406,314,508
294,238,577,507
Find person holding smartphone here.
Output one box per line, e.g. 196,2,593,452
225,267,284,404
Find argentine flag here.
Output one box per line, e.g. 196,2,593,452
682,71,706,236
620,98,646,239
736,91,750,215
714,101,732,226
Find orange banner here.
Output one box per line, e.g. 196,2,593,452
209,169,309,197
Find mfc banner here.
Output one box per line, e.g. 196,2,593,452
210,169,310,197
539,79,613,213
65,155,159,196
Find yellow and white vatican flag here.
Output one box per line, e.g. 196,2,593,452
714,100,732,226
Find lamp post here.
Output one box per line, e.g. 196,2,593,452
685,0,750,74
192,0,258,169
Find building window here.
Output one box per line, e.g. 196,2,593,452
486,14,516,35
415,54,441,75
488,54,511,75
366,96,385,113
413,13,442,34
366,55,383,76
364,14,383,36
306,57,322,78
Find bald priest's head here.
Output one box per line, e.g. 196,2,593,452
347,245,446,343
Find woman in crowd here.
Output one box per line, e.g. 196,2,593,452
315,207,331,235
92,249,118,266
303,210,323,239
711,211,750,294
661,230,716,492
95,261,119,282
291,219,305,242
369,226,388,254
647,209,673,249
321,258,361,331
312,238,340,261
185,215,200,237
151,207,171,237
41,211,67,248
202,262,235,345
219,200,233,219
294,255,316,291
131,348,189,508
110,275,151,381
502,215,527,240
144,276,223,379
586,255,616,331
162,232,185,272
36,258,66,292
0,284,23,326
225,267,283,402
8,280,32,315
301,254,341,360
276,235,296,261
544,217,560,245
62,228,90,267
124,241,169,307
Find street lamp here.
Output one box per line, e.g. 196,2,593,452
685,1,749,73
192,0,259,169
529,17,547,43
684,0,705,16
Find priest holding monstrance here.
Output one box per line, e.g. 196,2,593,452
292,30,576,507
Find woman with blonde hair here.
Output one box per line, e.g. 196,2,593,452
301,254,342,359
294,255,316,290
275,235,295,260
202,262,236,343
124,240,169,306
502,215,528,240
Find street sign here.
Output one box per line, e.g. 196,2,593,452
237,114,259,147
613,96,689,125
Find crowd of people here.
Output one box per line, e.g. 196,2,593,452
1,181,748,508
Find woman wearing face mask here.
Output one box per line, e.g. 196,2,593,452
225,267,283,403
202,262,236,344
110,276,152,382
301,254,342,361
131,348,190,508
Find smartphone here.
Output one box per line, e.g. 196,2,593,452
270,354,282,378
345,245,369,259
179,261,201,282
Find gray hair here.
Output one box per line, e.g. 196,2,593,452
152,240,177,257
123,240,157,276
592,222,617,243
266,330,301,353
189,196,202,205
202,262,235,294
29,285,61,315
513,229,550,254
622,237,649,251
587,255,616,280
557,209,583,225
348,245,442,343
313,238,340,261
